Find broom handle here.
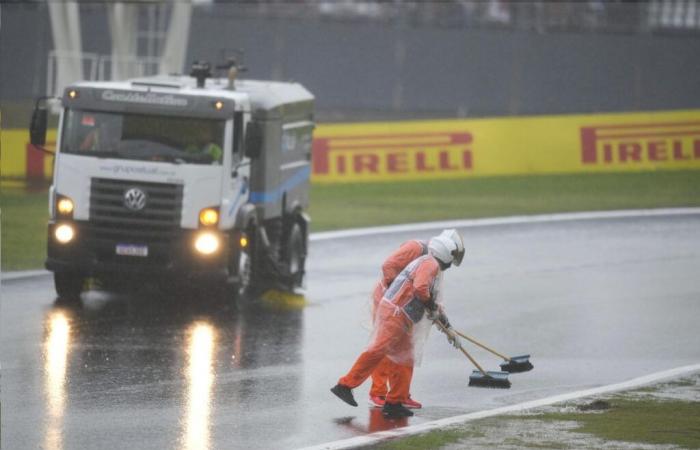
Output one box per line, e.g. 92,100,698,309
453,329,511,361
434,320,489,376
458,345,489,376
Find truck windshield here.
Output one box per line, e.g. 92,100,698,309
60,109,225,165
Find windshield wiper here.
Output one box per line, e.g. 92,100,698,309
176,153,214,164
67,150,124,159
145,154,185,164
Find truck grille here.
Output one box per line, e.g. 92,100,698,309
89,178,183,243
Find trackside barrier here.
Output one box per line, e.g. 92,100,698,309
1,129,56,180
312,109,700,183
2,109,699,182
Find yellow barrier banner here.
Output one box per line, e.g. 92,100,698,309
2,109,699,182
0,129,55,179
312,109,700,183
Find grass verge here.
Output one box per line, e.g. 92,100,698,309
374,428,478,450
1,188,48,271
2,170,700,270
309,170,700,231
371,373,700,450
532,398,700,449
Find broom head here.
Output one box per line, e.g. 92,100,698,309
499,355,533,373
468,370,511,389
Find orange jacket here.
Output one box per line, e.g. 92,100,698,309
380,240,428,288
372,240,428,310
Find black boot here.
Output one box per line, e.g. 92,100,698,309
331,384,358,407
382,402,414,418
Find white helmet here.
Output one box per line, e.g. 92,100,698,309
428,229,465,267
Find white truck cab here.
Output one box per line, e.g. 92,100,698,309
31,62,314,299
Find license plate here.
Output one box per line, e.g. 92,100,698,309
116,244,149,257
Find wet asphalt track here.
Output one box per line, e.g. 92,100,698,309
2,213,700,450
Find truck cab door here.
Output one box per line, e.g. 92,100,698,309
222,111,251,229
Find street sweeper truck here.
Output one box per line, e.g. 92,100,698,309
30,61,314,299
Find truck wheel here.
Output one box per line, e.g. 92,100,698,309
236,225,258,298
54,272,84,300
284,221,306,288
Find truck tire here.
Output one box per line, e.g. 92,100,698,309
284,221,306,288
236,225,258,298
54,272,84,300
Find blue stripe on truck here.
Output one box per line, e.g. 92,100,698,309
249,165,310,204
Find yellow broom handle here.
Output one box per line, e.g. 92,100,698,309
453,329,510,361
458,346,489,376
434,320,488,376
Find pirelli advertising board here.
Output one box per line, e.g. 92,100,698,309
1,129,56,180
312,109,700,183
2,109,699,181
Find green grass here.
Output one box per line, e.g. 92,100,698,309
1,188,48,270
309,170,700,230
369,376,700,450
375,428,476,450
2,170,700,270
528,398,700,449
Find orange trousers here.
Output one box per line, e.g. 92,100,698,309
338,312,414,404
368,284,415,399
370,357,413,398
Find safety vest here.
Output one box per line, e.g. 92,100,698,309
383,254,439,324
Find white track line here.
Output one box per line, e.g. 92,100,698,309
1,269,50,281
300,363,700,450
4,208,700,282
310,207,700,241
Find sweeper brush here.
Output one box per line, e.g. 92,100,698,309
434,320,512,389
468,370,512,389
453,330,534,374
499,354,534,373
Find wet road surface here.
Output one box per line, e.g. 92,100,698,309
2,214,699,449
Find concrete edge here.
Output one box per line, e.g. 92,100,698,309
309,207,700,241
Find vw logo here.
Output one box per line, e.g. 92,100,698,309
123,187,147,211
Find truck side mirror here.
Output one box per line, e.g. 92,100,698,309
30,99,48,146
244,121,262,159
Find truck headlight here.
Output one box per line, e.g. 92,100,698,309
56,196,74,216
55,224,75,244
194,232,220,255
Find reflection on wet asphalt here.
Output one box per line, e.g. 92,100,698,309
2,215,700,449
4,283,306,450
182,320,215,450
43,309,70,450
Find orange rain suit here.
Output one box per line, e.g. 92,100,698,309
369,240,427,398
338,254,440,404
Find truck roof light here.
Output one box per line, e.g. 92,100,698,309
68,90,78,99
190,61,212,88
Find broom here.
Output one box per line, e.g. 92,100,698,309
452,329,534,373
434,320,511,389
